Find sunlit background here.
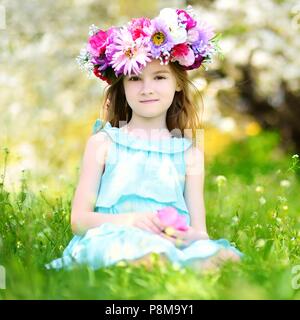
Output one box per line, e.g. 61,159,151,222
1,0,299,194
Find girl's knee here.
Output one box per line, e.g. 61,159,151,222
218,249,241,262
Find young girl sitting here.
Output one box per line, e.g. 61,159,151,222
46,6,243,271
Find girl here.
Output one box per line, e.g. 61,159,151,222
46,6,243,271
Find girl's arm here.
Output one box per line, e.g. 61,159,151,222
184,146,209,237
70,132,134,235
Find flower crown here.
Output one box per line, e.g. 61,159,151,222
76,6,222,84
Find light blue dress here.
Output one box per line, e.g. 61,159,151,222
45,119,243,270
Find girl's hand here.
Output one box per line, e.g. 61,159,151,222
159,226,209,248
127,212,165,235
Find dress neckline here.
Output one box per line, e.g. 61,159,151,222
119,126,175,141
92,119,192,154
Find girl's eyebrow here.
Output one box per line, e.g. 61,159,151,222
127,70,170,77
129,70,170,77
152,70,170,74
153,70,169,74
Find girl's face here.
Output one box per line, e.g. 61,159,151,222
123,59,181,119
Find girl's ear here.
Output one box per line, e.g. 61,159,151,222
105,98,111,109
175,83,182,92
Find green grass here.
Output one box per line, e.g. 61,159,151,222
0,131,300,299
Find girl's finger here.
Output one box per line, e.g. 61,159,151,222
173,229,188,239
136,221,154,234
145,218,163,234
151,215,165,231
159,232,177,244
142,220,161,234
163,227,186,241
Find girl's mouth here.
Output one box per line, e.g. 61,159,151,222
139,99,159,104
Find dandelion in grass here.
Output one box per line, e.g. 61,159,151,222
215,175,227,187
259,196,266,205
280,180,291,188
255,239,266,249
255,186,264,193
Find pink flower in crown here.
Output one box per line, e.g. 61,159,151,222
170,43,195,67
157,207,188,231
87,30,108,57
128,17,152,41
184,55,204,70
176,9,197,30
109,26,152,76
105,27,120,61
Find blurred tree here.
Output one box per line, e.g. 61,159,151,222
192,0,300,152
238,56,300,152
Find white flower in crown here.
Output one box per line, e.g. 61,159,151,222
158,8,187,45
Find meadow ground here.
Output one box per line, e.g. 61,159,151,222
0,131,300,299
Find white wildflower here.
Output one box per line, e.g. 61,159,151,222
76,48,94,77
88,24,100,36
276,217,282,224
277,196,287,203
255,186,264,193
255,239,266,248
231,216,239,224
259,196,266,205
280,180,291,188
215,175,227,187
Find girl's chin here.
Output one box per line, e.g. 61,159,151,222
132,111,163,118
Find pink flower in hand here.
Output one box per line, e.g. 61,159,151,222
173,214,189,231
157,207,188,231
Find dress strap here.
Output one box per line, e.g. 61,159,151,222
92,118,104,134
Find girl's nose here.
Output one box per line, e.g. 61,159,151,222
140,79,154,95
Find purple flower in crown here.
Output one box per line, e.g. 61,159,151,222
108,26,152,76
184,20,216,70
92,55,111,73
189,22,214,46
149,17,175,63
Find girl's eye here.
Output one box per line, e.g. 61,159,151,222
128,76,166,81
128,76,140,81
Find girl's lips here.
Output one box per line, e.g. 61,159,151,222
139,99,159,103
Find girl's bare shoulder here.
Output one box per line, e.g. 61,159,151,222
89,131,112,165
91,130,111,144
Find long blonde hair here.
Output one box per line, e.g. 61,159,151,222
99,62,203,147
